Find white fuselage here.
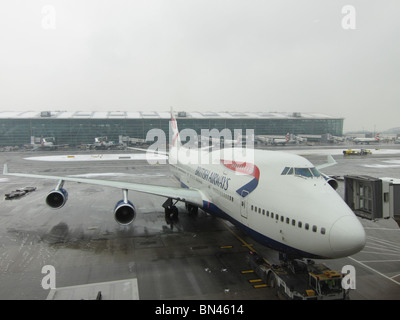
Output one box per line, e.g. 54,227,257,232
169,146,366,259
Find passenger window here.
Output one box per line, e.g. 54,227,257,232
312,225,317,232
262,209,265,215
280,216,284,222
298,221,302,228
266,211,270,217
292,219,296,226
271,212,274,219
286,218,290,224
321,228,326,235
305,223,309,230
276,214,279,221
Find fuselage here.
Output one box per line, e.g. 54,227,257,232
169,146,366,259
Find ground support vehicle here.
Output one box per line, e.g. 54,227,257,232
343,149,372,156
247,251,349,300
5,187,37,200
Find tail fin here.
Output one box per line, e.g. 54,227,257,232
170,108,181,149
375,133,380,141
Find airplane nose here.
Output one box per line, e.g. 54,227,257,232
329,216,366,257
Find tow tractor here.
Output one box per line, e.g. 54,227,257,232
343,149,372,156
247,251,349,300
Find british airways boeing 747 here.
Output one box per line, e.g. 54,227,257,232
3,110,366,259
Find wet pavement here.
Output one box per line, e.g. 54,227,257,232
0,146,400,299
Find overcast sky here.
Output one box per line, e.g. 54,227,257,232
0,1,399,132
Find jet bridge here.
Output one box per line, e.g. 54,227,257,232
344,175,400,221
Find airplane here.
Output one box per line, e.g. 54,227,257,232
354,133,380,145
31,137,68,151
272,133,290,145
256,133,290,146
2,111,366,260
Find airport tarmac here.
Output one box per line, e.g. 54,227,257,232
1,146,400,300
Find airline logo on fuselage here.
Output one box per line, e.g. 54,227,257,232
194,166,230,191
194,161,260,197
221,160,260,197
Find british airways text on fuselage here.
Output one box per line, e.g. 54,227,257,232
194,166,231,191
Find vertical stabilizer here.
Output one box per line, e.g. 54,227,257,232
170,108,182,149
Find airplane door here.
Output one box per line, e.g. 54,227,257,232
240,190,249,218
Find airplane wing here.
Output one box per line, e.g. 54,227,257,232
3,164,204,207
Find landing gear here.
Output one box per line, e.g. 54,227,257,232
165,205,178,220
185,203,199,215
162,198,179,223
162,198,200,227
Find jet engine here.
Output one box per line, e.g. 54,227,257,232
46,188,68,209
114,200,136,225
321,173,338,190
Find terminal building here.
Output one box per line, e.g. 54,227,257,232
0,110,344,147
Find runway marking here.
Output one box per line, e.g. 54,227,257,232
348,257,400,286
222,221,273,266
358,259,400,263
364,227,400,231
220,245,233,249
367,236,400,251
362,251,400,256
222,222,256,252
364,246,400,254
240,270,254,274
253,284,268,288
391,273,400,280
249,279,263,283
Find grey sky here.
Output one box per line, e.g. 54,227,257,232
0,1,399,132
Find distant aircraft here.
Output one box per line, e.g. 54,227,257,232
31,137,67,150
3,111,365,259
354,133,380,145
255,133,290,146
272,133,290,145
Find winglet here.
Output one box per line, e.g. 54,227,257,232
316,155,337,170
3,164,8,175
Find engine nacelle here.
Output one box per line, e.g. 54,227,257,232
321,173,339,190
114,200,136,225
46,188,68,209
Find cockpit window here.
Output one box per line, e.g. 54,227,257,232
295,168,313,178
281,166,321,178
281,167,290,175
310,167,321,177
